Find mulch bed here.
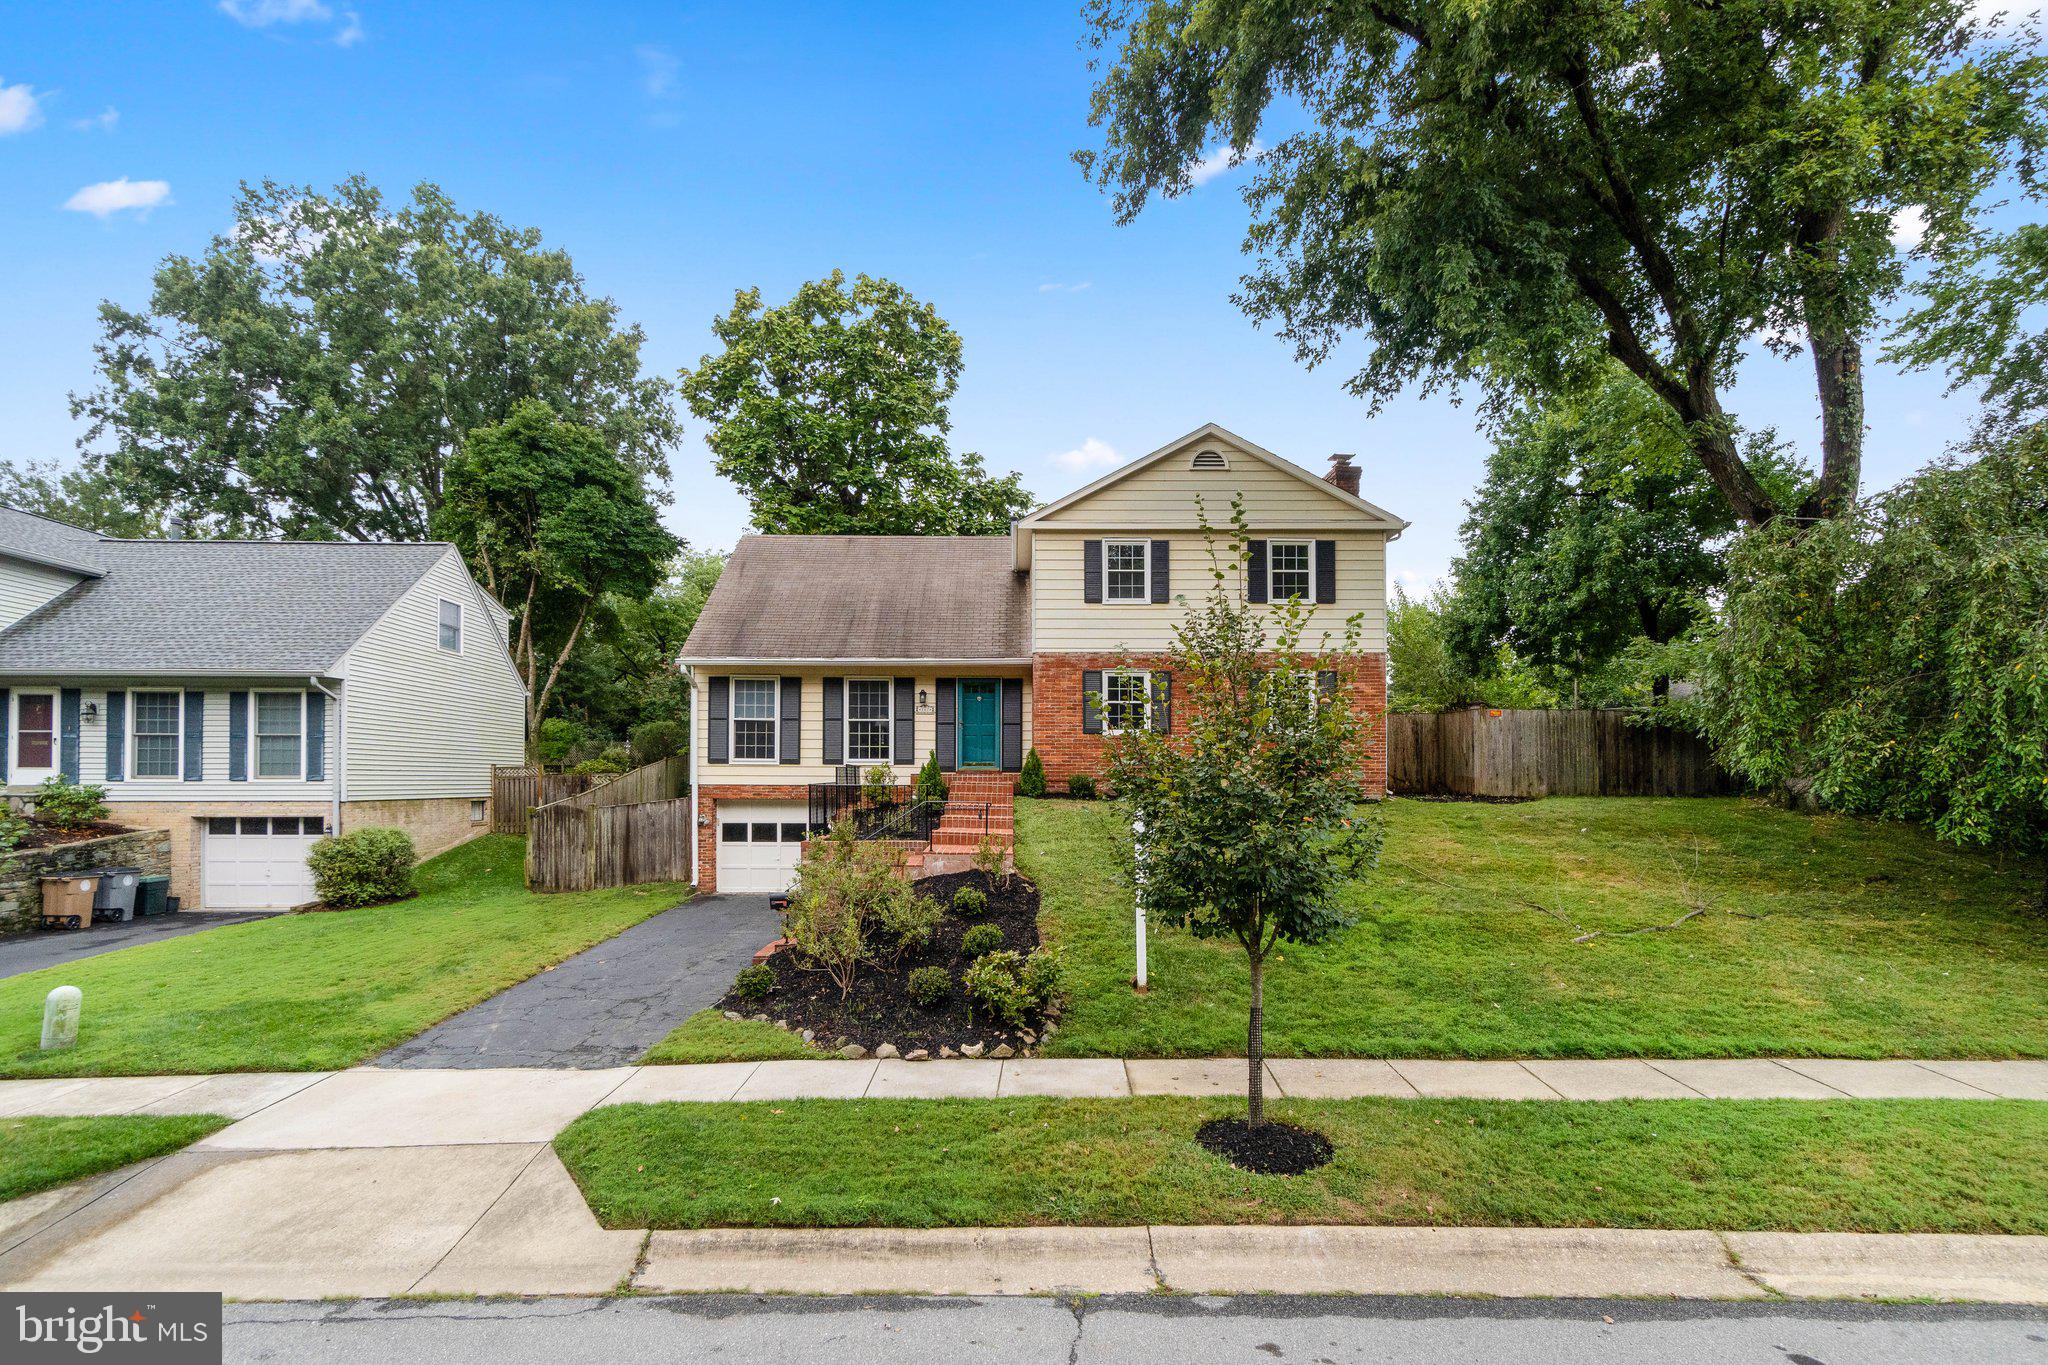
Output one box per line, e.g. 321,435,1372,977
1195,1117,1335,1176
723,870,1049,1057
13,819,132,851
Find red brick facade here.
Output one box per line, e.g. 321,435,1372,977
694,782,811,894
1028,651,1389,797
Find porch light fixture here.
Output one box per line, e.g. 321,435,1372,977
916,688,931,712
81,702,99,723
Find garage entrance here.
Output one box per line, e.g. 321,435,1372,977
202,815,327,910
714,801,809,894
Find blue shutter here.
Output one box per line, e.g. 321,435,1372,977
104,690,126,782
227,690,247,782
306,691,327,782
184,691,206,781
59,689,81,781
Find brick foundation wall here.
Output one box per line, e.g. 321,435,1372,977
693,783,812,894
1029,651,1389,797
342,796,489,862
0,827,173,933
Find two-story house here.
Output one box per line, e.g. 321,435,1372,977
678,424,1407,893
0,506,528,910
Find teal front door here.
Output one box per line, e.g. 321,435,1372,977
958,680,1000,768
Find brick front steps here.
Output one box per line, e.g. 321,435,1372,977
928,773,1015,856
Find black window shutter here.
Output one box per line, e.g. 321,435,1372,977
1246,540,1268,603
1000,678,1023,771
822,676,844,766
307,691,326,781
1151,540,1170,603
935,678,956,771
779,677,802,764
1151,671,1172,734
59,689,81,782
0,687,9,783
706,677,729,764
184,691,206,782
1315,539,1338,604
1081,669,1103,735
104,689,126,782
227,691,247,781
1318,670,1340,700
892,677,914,765
1083,539,1103,603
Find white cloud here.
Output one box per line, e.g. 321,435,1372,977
1036,281,1092,294
335,10,364,46
72,106,119,133
638,45,680,99
218,0,332,25
63,177,172,219
1188,140,1265,187
1890,205,1929,250
1051,437,1120,473
0,79,44,135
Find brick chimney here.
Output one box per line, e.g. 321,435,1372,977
1324,453,1360,496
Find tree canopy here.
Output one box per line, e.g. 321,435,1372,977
1081,0,2047,525
552,549,726,741
73,176,678,542
680,271,1033,535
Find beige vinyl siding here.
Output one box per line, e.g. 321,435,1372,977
1032,435,1374,530
1030,528,1387,654
0,559,83,631
338,547,527,801
4,679,339,804
693,667,1031,788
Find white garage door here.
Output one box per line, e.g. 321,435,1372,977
716,802,810,894
203,815,326,910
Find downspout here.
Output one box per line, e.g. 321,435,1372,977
684,664,700,886
308,676,344,836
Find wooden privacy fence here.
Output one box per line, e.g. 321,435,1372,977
490,755,689,835
523,753,693,891
1387,708,1736,799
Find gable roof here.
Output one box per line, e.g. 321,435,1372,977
0,506,108,577
0,536,457,677
681,536,1030,662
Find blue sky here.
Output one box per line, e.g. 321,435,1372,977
0,2,1992,588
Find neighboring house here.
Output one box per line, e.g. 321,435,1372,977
0,506,527,910
678,423,1408,893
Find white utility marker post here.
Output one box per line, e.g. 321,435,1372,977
1131,815,1148,991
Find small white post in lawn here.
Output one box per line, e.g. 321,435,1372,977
41,985,81,1051
1132,815,1149,991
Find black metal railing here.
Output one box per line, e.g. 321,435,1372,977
806,779,939,842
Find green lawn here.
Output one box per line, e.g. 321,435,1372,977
640,1008,819,1064
1,1114,229,1204
556,1096,2047,1234
1024,796,2048,1059
0,836,687,1078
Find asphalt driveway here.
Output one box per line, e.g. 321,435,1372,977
0,911,274,981
376,892,782,1069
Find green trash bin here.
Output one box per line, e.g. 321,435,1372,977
135,875,173,917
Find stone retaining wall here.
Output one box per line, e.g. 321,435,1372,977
0,828,175,933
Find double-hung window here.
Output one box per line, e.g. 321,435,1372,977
14,692,55,772
438,599,463,653
846,679,892,763
1103,669,1152,735
1104,539,1149,603
1268,540,1313,600
132,691,182,778
255,692,305,778
731,678,779,762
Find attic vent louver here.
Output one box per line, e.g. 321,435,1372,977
1190,449,1228,470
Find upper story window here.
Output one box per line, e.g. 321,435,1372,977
1269,540,1313,601
1104,539,1150,603
132,691,182,778
438,599,463,653
255,691,304,779
14,692,55,772
1103,669,1152,735
731,677,779,762
846,679,892,763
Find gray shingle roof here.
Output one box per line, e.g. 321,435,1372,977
0,538,453,676
681,536,1030,661
0,506,108,576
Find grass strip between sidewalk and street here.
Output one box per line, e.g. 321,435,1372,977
555,1095,2048,1235
0,1114,229,1204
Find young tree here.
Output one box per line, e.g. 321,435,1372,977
1080,0,2046,526
1108,515,1383,1126
552,549,726,739
680,271,1033,534
73,176,678,542
437,401,677,746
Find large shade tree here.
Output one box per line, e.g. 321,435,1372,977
680,271,1033,535
1080,0,2046,525
73,176,678,542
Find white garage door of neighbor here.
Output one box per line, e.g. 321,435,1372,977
203,815,327,910
716,802,811,894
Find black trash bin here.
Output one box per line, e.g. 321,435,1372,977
86,866,144,922
134,875,173,917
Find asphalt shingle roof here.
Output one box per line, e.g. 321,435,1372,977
0,506,108,576
0,537,453,676
681,535,1030,661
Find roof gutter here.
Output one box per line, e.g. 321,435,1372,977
307,675,344,838
676,656,1034,668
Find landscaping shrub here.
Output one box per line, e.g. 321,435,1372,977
964,946,1065,1027
912,751,948,806
907,965,951,1008
782,817,899,997
734,963,775,1000
306,827,416,908
33,777,109,831
871,878,942,958
630,720,685,764
951,886,987,918
0,805,26,852
862,764,897,806
535,716,585,765
1018,946,1068,1017
1018,748,1046,798
1067,773,1098,800
961,923,1005,960
972,835,1007,888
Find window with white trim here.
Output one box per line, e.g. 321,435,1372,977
1104,539,1149,602
846,679,893,763
1103,669,1152,735
14,692,55,772
1269,539,1313,601
731,678,779,762
132,691,182,778
255,691,305,778
438,599,463,652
